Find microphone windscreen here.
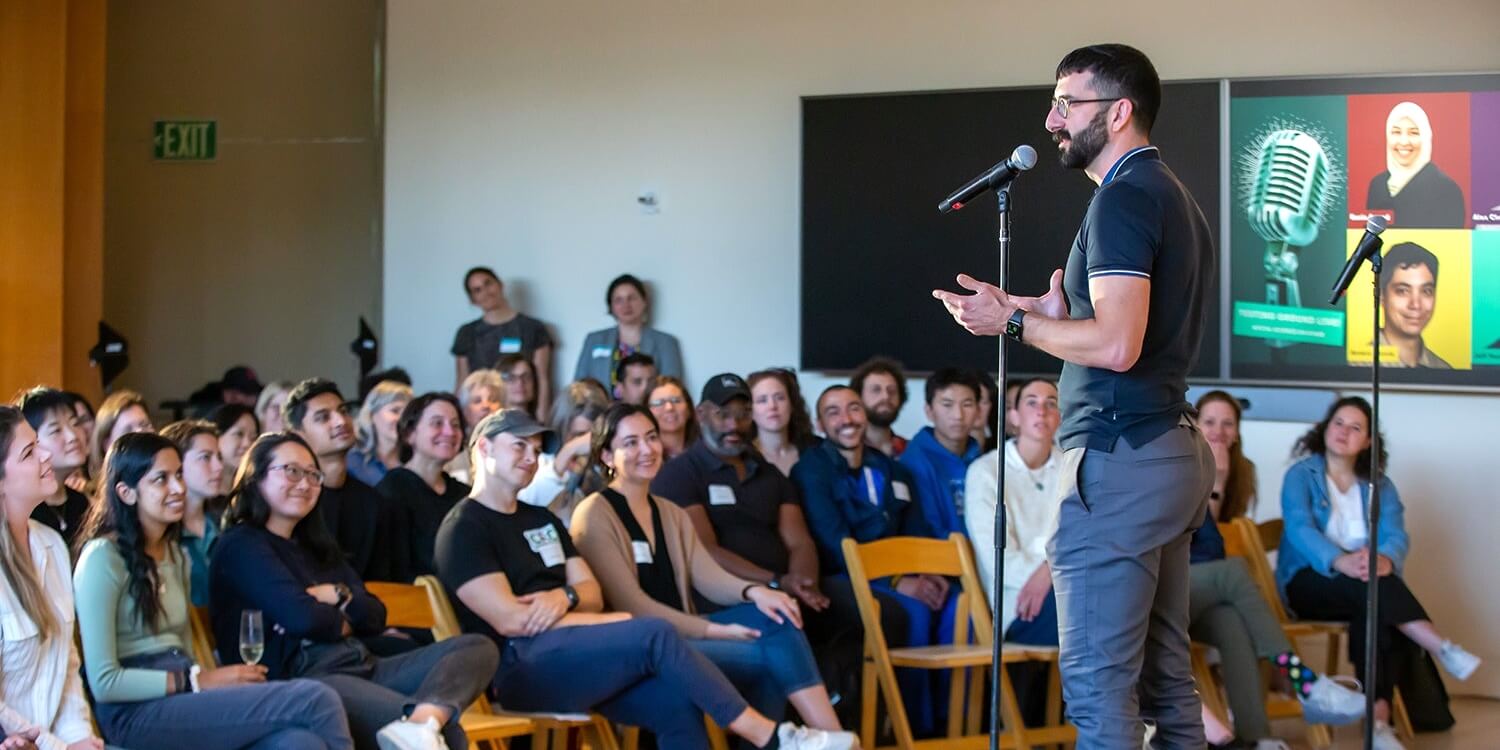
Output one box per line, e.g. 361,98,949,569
1012,144,1038,171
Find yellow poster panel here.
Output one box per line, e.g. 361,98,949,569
1345,229,1471,370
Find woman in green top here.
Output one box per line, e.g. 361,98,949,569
73,432,353,750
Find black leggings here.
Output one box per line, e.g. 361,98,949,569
1285,568,1429,702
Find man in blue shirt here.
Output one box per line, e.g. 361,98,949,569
935,44,1216,747
898,368,983,539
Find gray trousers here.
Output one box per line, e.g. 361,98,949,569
1048,421,1214,749
1189,558,1294,741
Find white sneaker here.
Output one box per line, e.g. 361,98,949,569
377,717,449,750
1298,676,1364,726
776,722,858,750
1371,721,1406,750
1439,640,1481,680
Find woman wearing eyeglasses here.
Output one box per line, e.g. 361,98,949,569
646,376,698,462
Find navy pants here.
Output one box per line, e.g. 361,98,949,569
493,617,751,746
690,603,824,724
1004,587,1060,647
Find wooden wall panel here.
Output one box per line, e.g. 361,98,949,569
64,0,106,402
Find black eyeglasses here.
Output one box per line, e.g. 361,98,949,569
1050,96,1121,119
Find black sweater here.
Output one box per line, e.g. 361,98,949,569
209,524,386,679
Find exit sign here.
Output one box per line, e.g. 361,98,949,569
153,120,216,161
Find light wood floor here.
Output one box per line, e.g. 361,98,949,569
1272,696,1500,749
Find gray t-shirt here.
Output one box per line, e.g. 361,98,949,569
450,313,553,370
1057,147,1215,452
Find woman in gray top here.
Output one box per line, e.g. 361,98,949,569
573,274,684,388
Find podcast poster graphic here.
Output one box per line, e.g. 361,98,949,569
1229,95,1350,369
1343,229,1471,370
1346,92,1471,230
1472,92,1500,228
1473,232,1500,366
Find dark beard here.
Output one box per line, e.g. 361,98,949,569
1055,108,1109,169
865,406,900,429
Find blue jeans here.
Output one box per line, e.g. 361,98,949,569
688,603,824,724
870,581,961,738
96,677,352,750
1004,588,1059,647
493,617,750,746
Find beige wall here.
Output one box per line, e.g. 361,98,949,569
105,0,382,403
385,0,1500,698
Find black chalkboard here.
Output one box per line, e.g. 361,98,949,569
800,81,1223,378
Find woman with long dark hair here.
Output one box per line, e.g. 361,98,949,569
0,407,103,749
572,404,851,737
746,369,817,477
1194,390,1256,521
73,432,352,750
212,432,497,750
1278,396,1479,747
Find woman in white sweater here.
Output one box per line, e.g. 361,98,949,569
0,406,102,750
963,378,1062,645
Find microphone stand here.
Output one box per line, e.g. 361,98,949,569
1362,250,1384,750
988,184,1011,750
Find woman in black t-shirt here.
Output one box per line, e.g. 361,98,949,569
451,267,554,418
376,393,468,582
433,410,855,750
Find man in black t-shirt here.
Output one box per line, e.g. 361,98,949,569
935,45,1216,747
285,378,401,582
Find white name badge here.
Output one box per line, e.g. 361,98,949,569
892,481,912,502
708,484,737,506
524,524,566,567
499,337,523,354
632,540,654,564
592,346,613,358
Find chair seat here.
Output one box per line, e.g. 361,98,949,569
460,711,535,738
888,643,1038,668
1284,620,1348,636
493,710,597,723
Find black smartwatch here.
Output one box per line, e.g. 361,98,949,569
1005,308,1026,342
766,577,782,591
562,585,580,611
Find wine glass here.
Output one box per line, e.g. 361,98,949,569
239,609,264,666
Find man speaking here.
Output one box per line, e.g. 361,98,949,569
934,44,1215,748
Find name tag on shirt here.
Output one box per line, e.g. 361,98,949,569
892,481,911,502
632,540,654,564
592,346,613,358
499,337,523,354
708,484,737,506
523,524,566,567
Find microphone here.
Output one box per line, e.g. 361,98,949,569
1245,129,1332,320
938,145,1038,213
1328,215,1388,305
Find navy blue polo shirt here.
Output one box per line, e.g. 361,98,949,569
651,440,796,574
1057,146,1215,452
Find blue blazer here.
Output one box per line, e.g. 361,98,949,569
572,326,684,385
1275,454,1409,595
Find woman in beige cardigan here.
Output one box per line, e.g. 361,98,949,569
572,404,850,737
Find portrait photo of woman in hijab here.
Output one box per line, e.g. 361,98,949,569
1364,101,1466,228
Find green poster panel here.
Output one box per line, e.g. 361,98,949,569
1474,232,1500,367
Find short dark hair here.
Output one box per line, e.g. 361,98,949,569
463,266,500,295
614,353,657,385
16,386,74,430
606,274,649,315
396,392,464,463
1380,242,1439,291
925,367,983,405
815,384,858,412
284,378,344,431
850,356,908,407
1056,43,1162,134
211,403,259,437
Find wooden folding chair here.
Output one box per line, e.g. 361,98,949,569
841,533,1075,750
368,579,567,750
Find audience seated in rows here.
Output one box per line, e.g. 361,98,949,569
1278,396,1478,748
17,388,91,548
433,409,853,749
451,267,553,419
574,404,849,734
346,380,412,488
850,357,909,459
211,432,496,750
284,379,403,583
74,432,352,750
747,369,816,478
899,368,983,540
648,375,698,462
573,273,685,388
376,393,468,582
